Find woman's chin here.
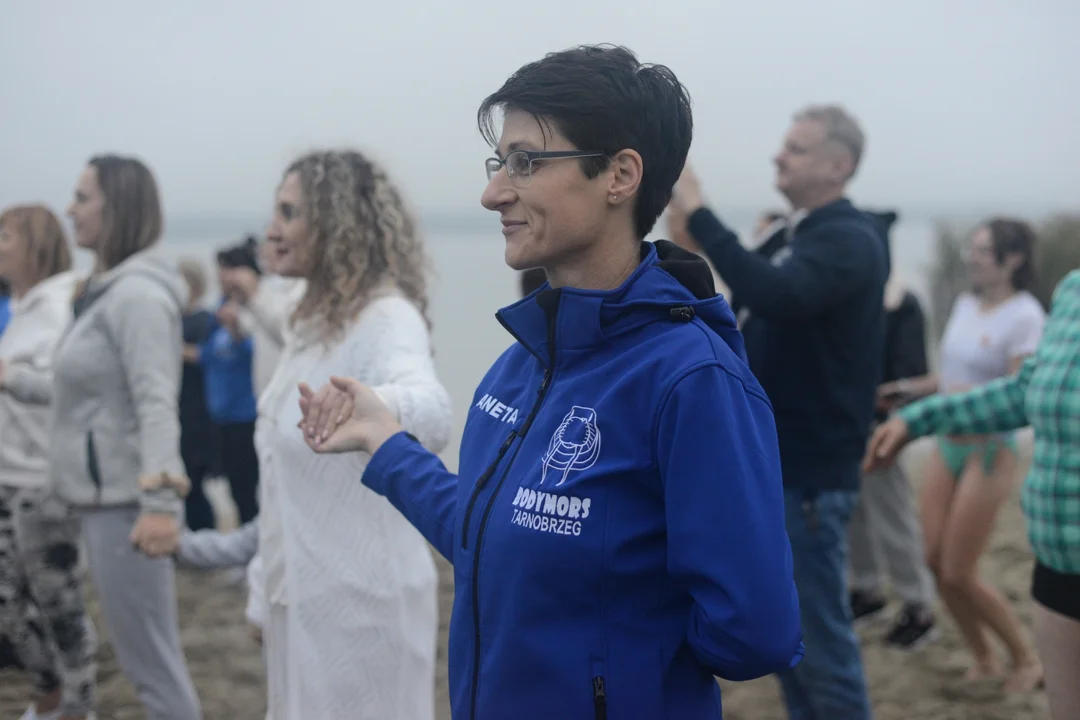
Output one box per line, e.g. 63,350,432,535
503,244,542,273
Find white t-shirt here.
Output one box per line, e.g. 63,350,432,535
938,291,1046,394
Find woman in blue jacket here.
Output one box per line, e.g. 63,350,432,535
296,44,802,720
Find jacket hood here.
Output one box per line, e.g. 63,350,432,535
10,270,80,314
862,209,905,310
78,246,186,314
863,208,897,280
497,240,746,367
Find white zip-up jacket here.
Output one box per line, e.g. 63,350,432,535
0,271,79,488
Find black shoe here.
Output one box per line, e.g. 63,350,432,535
849,590,887,622
884,604,938,649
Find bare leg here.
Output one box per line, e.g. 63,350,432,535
939,446,1039,690
1033,601,1080,719
918,446,999,677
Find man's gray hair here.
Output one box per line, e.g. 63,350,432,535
794,104,865,175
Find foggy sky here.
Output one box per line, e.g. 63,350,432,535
2,0,1078,222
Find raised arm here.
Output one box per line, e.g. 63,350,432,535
657,363,803,681
112,279,188,515
686,208,877,320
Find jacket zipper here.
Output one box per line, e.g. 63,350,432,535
465,367,554,720
86,431,103,504
460,369,551,550
593,676,608,720
460,430,517,550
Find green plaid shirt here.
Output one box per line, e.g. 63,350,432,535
901,270,1080,574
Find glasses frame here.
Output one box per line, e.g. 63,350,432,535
485,150,606,187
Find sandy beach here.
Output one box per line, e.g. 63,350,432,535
0,436,1049,719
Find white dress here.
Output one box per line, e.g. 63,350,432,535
255,289,451,720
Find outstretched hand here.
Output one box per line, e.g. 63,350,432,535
862,416,913,472
297,376,402,454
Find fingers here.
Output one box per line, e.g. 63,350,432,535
863,428,887,472
310,384,336,442
875,431,902,461
321,392,350,442
863,427,902,472
329,375,358,394
297,383,314,427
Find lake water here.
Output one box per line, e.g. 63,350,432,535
130,215,941,472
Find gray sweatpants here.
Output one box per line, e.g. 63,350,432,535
848,462,935,607
82,506,202,720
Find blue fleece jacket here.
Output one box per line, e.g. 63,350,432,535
200,316,257,425
362,241,803,719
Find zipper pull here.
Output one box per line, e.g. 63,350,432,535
592,676,607,720
474,431,517,492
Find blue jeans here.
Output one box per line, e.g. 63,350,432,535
777,489,872,720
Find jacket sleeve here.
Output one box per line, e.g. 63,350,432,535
111,279,187,516
895,271,1080,436
364,298,453,455
687,207,875,320
2,301,72,405
4,364,56,405
177,518,260,568
361,431,459,562
900,358,1033,437
656,363,804,680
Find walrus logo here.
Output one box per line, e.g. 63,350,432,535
541,406,601,487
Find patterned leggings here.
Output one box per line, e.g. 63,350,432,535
0,485,97,716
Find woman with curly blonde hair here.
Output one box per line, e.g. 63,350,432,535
246,149,451,719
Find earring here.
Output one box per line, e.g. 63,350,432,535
610,194,618,201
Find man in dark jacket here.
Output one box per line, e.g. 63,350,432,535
848,213,937,649
670,104,885,720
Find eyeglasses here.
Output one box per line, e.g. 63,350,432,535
485,150,605,187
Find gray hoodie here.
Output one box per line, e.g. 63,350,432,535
50,247,187,515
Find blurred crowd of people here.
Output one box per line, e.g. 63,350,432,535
1,42,1077,720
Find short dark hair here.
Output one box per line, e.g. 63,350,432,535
519,268,547,297
217,235,261,274
985,218,1037,291
478,45,693,239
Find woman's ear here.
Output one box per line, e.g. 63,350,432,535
607,149,644,205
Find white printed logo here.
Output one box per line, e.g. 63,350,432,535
541,406,601,487
510,486,591,537
475,393,519,425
